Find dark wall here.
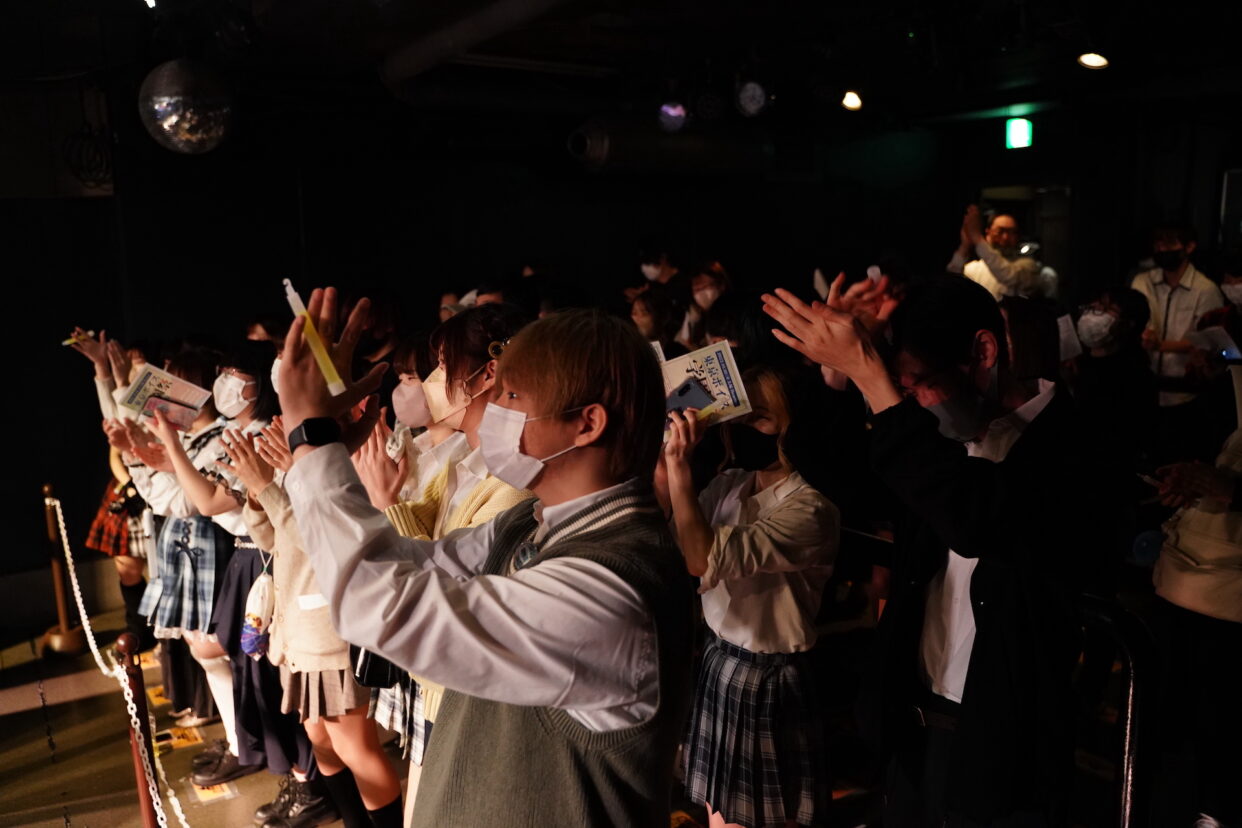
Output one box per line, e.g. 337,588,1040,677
9,73,1242,575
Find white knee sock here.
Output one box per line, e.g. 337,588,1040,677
194,653,239,757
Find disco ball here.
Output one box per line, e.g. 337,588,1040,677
137,59,233,154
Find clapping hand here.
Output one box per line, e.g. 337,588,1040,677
69,328,109,376
278,287,386,456
256,416,293,473
106,339,133,388
216,430,275,495
351,413,408,510
824,272,899,334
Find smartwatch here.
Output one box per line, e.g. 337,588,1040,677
287,417,342,454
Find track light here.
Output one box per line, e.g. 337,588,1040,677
1077,52,1109,69
841,90,862,111
658,102,688,133
736,81,768,118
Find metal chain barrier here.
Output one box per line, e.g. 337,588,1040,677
47,496,192,828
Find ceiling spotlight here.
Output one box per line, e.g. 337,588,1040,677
1077,52,1109,69
658,102,688,133
841,90,863,111
736,80,768,118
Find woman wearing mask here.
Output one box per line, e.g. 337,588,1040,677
145,341,314,792
658,365,840,828
680,260,732,349
1069,288,1159,473
223,416,402,828
108,346,257,779
385,331,470,504
353,303,532,822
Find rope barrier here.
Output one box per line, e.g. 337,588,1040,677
46,496,191,828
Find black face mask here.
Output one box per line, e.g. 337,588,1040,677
729,426,780,471
1153,249,1186,271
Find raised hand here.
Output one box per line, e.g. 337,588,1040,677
963,204,985,246
825,272,899,334
663,408,705,469
762,289,903,412
106,339,133,388
278,287,387,452
216,430,274,495
256,416,293,473
350,417,408,510
69,328,109,377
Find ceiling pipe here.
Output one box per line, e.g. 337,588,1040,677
380,0,577,86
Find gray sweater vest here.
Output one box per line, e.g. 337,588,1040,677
412,485,694,827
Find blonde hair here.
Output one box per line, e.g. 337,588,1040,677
498,309,666,483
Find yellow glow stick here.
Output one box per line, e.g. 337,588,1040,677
283,279,346,396
62,330,95,346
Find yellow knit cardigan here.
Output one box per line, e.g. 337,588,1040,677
382,459,532,722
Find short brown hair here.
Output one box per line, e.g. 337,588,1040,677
498,309,666,483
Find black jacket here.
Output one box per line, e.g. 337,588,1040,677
857,389,1122,822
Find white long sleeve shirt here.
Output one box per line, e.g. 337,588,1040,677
1131,265,1226,406
285,443,658,732
948,243,1045,300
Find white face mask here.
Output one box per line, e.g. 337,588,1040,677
270,357,282,394
477,402,581,490
213,373,255,419
1076,310,1117,349
640,264,662,282
1223,283,1242,306
694,287,721,310
392,378,431,428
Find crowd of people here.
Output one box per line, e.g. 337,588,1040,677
66,205,1242,828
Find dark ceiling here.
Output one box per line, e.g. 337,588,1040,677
6,0,1242,136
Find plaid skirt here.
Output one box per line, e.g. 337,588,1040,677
138,516,234,638
370,677,432,763
683,634,830,828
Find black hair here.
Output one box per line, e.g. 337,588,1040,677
391,329,437,379
165,345,223,391
888,276,1010,375
1152,221,1198,247
246,313,289,342
221,339,280,422
632,284,686,349
433,303,531,385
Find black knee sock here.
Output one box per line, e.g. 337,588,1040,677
319,767,370,828
366,794,403,828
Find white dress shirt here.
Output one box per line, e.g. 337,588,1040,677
920,380,1056,702
948,243,1045,300
696,470,838,653
389,428,471,503
285,444,658,732
434,445,489,538
1130,264,1226,406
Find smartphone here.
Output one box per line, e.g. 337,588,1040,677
666,377,715,414
142,396,199,431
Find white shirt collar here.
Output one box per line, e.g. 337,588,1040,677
751,469,807,515
534,479,635,542
968,380,1056,463
457,444,488,482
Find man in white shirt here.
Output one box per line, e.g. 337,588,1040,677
948,205,1054,300
274,290,692,827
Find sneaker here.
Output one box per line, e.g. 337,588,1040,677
192,751,263,787
175,712,220,728
191,739,228,770
254,774,296,824
262,779,339,828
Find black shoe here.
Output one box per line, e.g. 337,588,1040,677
254,773,296,824
191,751,263,787
191,738,227,770
262,779,339,828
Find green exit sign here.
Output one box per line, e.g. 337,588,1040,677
1006,118,1033,149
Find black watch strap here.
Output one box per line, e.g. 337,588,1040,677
287,417,343,453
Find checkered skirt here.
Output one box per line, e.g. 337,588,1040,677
369,677,432,763
683,634,830,828
138,515,233,637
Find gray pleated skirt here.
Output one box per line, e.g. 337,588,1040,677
279,665,371,723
